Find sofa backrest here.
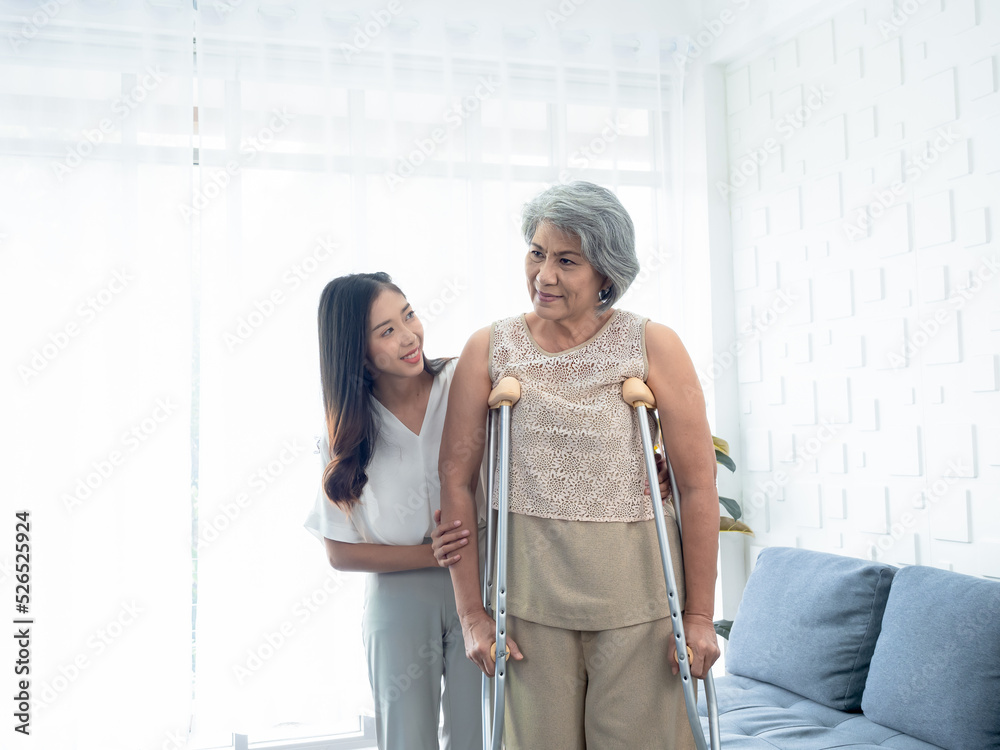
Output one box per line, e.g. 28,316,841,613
726,546,896,711
861,564,1000,750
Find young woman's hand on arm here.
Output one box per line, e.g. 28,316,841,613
431,508,469,566
438,327,523,676
645,321,721,680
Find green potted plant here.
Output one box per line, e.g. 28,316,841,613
712,435,749,640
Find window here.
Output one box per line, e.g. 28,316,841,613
1,6,686,747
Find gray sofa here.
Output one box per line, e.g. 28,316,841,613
697,547,1000,749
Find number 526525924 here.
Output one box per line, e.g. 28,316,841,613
15,510,30,612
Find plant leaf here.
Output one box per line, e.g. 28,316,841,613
715,449,736,472
720,517,754,535
714,619,734,639
719,495,742,520
712,436,730,455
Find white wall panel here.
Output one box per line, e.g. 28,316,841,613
914,190,954,248
721,0,1000,579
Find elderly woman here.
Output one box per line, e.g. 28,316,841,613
435,181,721,749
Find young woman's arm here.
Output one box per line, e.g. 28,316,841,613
323,538,438,573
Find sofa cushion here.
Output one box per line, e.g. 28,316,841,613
698,674,944,749
726,547,896,711
861,565,1000,750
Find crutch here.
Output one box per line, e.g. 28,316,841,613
481,376,520,750
622,377,721,750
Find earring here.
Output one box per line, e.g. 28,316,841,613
598,287,611,301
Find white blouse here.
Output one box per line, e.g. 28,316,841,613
304,359,487,546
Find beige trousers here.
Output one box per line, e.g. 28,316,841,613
503,614,699,750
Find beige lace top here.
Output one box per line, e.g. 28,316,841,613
488,308,666,523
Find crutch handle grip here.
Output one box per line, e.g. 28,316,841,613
672,645,694,666
489,377,521,408
490,642,510,662
622,377,655,409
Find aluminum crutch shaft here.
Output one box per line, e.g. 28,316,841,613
485,376,520,750
622,377,721,750
662,433,722,749
481,408,498,750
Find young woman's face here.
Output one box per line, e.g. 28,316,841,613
366,288,424,378
525,221,609,321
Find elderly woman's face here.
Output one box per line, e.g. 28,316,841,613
525,221,609,321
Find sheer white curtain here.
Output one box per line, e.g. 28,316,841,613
2,1,687,747
0,3,195,749
190,10,687,746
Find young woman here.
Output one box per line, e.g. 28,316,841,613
303,271,486,750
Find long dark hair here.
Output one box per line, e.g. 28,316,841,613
318,272,449,510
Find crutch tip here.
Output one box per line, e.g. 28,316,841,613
622,377,655,409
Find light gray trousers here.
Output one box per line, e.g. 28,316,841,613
362,559,482,750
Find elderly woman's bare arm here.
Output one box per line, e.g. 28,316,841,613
645,320,721,677
439,327,491,616
439,326,524,675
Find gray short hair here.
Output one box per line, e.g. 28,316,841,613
521,181,638,313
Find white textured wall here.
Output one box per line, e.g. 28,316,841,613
719,0,1000,578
